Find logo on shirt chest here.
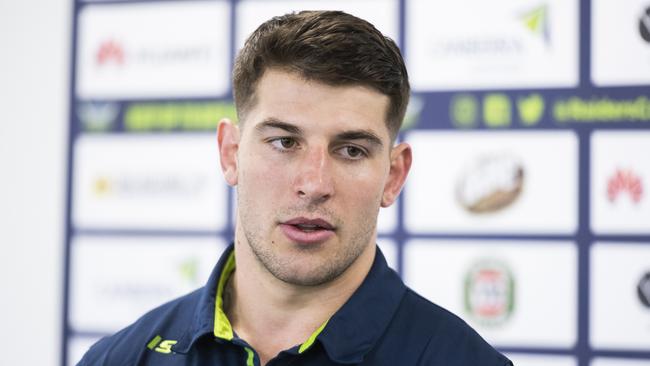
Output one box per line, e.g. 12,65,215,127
147,335,178,354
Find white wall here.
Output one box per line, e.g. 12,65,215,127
0,0,70,365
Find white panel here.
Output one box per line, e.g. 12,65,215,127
592,0,650,86
236,0,398,52
590,242,650,350
70,235,224,333
505,353,577,366
377,200,397,234
68,337,101,366
405,131,578,234
73,134,228,231
377,238,398,271
592,358,650,366
591,131,650,234
407,0,579,90
403,240,577,348
76,1,230,99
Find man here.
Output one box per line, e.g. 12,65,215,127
79,10,513,366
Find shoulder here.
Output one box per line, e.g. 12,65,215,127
77,288,203,366
388,289,512,366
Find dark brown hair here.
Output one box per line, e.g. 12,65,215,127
232,10,410,139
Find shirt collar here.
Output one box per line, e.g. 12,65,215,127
316,247,407,363
173,243,235,353
174,243,407,363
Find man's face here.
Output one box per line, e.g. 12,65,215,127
219,68,410,286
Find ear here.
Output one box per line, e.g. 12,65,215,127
217,118,240,186
381,142,412,207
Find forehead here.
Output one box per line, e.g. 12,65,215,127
244,69,391,140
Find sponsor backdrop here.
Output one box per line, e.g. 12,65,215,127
62,0,650,365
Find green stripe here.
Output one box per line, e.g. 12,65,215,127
214,251,237,340
298,319,329,353
146,335,162,350
244,347,255,366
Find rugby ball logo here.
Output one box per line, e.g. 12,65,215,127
456,154,524,213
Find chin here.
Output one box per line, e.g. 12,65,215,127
276,271,340,287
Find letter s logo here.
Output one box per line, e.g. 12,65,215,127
155,340,178,354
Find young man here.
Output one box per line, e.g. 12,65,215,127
79,11,513,366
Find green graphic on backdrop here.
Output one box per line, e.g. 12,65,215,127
554,96,650,123
521,4,549,44
517,94,545,126
483,94,512,127
77,102,120,132
125,102,238,131
178,258,199,285
451,94,479,128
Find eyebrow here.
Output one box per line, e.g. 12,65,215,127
335,130,384,148
255,118,302,135
254,117,384,148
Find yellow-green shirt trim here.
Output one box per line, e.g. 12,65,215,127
213,250,330,354
298,319,329,353
214,251,236,340
244,346,255,366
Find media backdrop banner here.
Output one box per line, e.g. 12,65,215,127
62,0,650,365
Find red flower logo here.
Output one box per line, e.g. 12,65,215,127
96,40,124,66
607,169,643,203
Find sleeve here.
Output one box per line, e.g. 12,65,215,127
75,326,141,366
76,337,113,366
415,322,513,366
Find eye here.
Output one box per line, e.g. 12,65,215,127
338,145,367,160
270,137,297,150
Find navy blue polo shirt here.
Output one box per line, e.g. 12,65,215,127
78,244,513,366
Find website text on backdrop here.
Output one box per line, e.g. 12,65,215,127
78,10,513,366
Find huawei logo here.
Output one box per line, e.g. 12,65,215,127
607,169,643,204
640,6,650,43
96,40,125,66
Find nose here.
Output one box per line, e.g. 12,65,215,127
293,145,334,204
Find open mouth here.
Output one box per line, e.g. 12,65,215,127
284,217,334,231
294,223,325,232
280,217,335,243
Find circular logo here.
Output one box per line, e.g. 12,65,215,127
464,260,515,326
450,94,478,128
640,6,650,43
637,272,650,308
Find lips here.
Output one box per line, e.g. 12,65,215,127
280,217,335,244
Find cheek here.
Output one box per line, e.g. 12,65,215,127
338,164,387,205
239,152,288,193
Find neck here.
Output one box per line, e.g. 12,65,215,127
225,229,376,365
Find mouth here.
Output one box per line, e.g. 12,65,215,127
279,217,336,244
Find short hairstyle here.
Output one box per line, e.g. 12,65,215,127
232,10,410,139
